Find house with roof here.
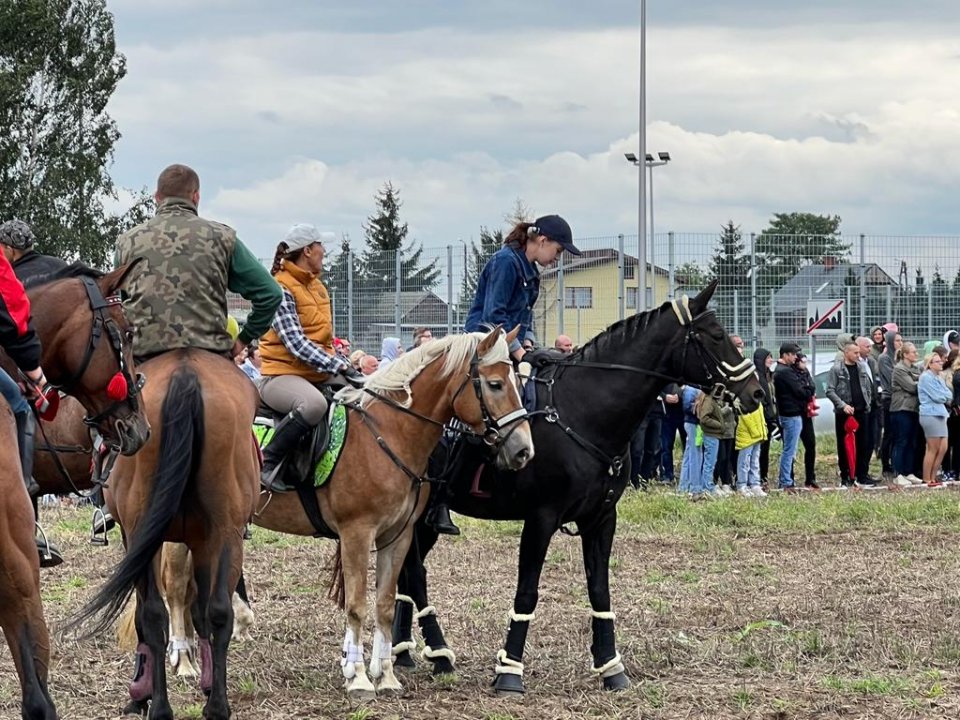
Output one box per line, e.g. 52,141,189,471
771,258,897,337
533,249,672,347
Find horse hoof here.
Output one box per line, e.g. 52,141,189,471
375,680,404,696
122,698,149,716
492,672,525,696
393,650,416,668
430,656,455,675
602,671,631,691
346,686,377,702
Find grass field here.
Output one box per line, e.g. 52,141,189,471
3,482,960,719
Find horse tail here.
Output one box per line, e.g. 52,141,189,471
327,541,345,610
65,368,205,638
116,594,138,652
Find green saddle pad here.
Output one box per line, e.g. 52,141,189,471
252,403,348,487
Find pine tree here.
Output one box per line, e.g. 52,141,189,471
708,221,750,331
458,227,502,321
0,0,130,265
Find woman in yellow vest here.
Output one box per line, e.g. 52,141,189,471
258,224,358,491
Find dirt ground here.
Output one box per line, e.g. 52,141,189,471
3,495,960,720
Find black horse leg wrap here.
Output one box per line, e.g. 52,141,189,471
419,613,446,649
393,599,414,644
590,617,617,666
503,619,530,662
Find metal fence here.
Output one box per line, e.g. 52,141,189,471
228,232,960,364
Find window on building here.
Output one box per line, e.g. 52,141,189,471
626,287,637,309
564,287,593,309
624,263,635,280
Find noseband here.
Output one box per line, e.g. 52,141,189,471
53,277,145,428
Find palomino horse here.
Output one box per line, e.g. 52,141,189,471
0,263,151,720
66,349,260,720
393,282,765,694
251,327,534,699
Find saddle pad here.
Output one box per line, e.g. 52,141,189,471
251,403,348,487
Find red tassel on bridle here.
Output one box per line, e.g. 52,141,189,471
106,372,128,402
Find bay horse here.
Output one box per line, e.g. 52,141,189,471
0,262,151,720
392,282,765,694
64,348,260,720
250,327,534,699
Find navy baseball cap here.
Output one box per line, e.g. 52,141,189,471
533,215,581,256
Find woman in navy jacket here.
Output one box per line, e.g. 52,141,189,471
465,215,581,361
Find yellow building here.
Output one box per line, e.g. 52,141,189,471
533,249,671,348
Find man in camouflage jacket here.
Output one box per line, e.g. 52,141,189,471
116,164,281,361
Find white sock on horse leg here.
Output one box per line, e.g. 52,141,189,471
369,629,392,679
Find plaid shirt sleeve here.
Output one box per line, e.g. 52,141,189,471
271,290,347,375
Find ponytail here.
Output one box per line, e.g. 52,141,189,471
503,222,537,250
270,242,304,276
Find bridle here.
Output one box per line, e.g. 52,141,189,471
52,276,146,429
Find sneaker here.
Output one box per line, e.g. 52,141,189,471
804,480,821,490
855,478,880,488
717,485,735,497
893,475,912,487
749,485,768,497
737,486,753,497
907,474,923,485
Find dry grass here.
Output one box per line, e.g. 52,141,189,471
3,489,960,719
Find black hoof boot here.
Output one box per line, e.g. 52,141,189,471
426,503,460,536
602,671,631,691
492,672,525,696
430,654,455,675
394,649,415,668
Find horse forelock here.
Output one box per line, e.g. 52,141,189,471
341,332,507,409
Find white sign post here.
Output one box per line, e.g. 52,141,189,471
806,299,845,378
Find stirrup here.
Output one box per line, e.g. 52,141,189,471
35,523,64,568
90,507,112,546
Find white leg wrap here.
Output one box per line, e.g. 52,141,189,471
421,645,457,664
396,594,415,606
495,649,524,676
590,610,616,620
369,630,392,679
509,609,535,623
592,652,624,678
341,629,364,680
414,605,437,620
392,640,416,656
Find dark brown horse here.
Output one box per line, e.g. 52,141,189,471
66,349,261,720
0,262,151,720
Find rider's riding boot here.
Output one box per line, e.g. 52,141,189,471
260,410,312,492
426,482,461,536
16,413,63,567
15,412,40,498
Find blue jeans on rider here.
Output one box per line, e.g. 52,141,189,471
778,415,803,488
0,368,28,417
679,422,702,494
699,435,720,494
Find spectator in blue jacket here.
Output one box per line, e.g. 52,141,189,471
465,215,581,362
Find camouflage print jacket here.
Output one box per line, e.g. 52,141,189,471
116,197,281,359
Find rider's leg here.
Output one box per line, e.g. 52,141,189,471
424,433,463,536
258,376,327,491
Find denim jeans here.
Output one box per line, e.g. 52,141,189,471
0,368,28,417
890,410,919,476
679,422,702,494
778,415,803,488
737,442,762,488
700,435,720,493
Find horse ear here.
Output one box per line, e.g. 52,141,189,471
99,258,144,296
477,325,503,357
689,278,719,314
505,325,521,345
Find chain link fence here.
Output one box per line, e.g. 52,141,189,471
227,232,959,363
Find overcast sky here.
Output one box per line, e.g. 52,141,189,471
105,1,960,261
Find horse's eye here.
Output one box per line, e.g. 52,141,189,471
125,329,135,343
487,380,503,391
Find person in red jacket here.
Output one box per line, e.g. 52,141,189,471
0,251,60,566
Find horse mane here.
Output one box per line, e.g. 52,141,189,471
339,331,508,409
22,262,104,289
573,300,671,361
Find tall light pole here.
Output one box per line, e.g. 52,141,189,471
637,0,647,312
625,151,670,309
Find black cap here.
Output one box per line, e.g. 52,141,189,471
533,215,581,256
796,352,807,361
780,342,802,356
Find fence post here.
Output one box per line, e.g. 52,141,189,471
750,232,757,348
617,233,625,320
346,248,354,343
446,245,453,335
886,285,892,323
928,284,933,339
846,286,852,333
859,233,866,334
557,254,565,336
394,249,402,337
733,289,740,337
668,231,675,299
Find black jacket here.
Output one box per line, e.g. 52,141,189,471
773,361,815,417
13,250,69,285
